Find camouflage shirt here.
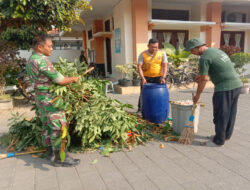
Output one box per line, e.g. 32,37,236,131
26,52,64,109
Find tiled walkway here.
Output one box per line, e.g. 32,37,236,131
1,87,250,190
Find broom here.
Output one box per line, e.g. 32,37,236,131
0,150,46,159
178,104,196,145
178,93,197,145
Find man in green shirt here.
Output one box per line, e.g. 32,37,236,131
185,38,242,146
26,35,80,166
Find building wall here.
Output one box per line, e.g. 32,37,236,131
244,30,250,75
200,1,207,21
81,0,250,77
190,1,201,21
245,31,250,53
131,0,149,61
150,1,203,45
112,0,133,79
189,28,202,39
19,50,81,63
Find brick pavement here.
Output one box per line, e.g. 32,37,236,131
0,87,250,190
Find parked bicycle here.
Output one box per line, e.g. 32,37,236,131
88,62,105,78
166,64,197,89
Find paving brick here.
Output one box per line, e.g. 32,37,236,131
0,87,250,189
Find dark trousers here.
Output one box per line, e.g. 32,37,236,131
137,76,161,111
212,87,241,145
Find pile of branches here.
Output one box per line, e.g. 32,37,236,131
0,112,43,152
50,58,144,151
0,58,177,155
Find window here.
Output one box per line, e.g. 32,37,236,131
221,31,245,51
52,40,82,50
222,12,246,23
152,9,189,21
152,30,189,49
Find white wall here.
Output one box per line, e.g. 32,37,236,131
245,30,250,53
244,31,250,75
19,50,81,63
200,1,207,21
112,0,133,79
189,27,202,39
190,2,202,21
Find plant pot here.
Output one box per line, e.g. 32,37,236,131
4,85,18,94
132,79,141,86
118,79,132,87
0,95,13,110
240,85,249,94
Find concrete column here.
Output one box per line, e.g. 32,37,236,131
206,2,222,48
131,0,149,62
93,20,104,64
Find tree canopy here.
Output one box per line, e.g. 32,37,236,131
0,0,91,49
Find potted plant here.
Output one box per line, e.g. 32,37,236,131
115,64,133,87
130,62,141,86
230,52,250,94
239,76,249,94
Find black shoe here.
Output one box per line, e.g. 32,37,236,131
46,146,54,161
53,150,80,167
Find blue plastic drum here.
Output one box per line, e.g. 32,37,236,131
142,83,169,124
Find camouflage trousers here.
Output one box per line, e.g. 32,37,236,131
36,102,67,150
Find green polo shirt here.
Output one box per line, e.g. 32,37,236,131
199,48,242,92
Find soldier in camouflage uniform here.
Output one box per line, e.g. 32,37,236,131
26,35,80,167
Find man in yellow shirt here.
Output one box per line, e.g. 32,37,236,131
137,38,168,113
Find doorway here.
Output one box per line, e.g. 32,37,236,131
105,38,112,74
105,20,112,74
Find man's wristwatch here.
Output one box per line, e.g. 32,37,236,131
160,76,166,80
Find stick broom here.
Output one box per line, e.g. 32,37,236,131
0,150,46,159
178,104,196,145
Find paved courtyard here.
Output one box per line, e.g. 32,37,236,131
0,87,250,190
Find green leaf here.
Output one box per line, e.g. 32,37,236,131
91,159,98,165
100,149,110,157
52,97,64,109
163,42,176,55
60,150,66,162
